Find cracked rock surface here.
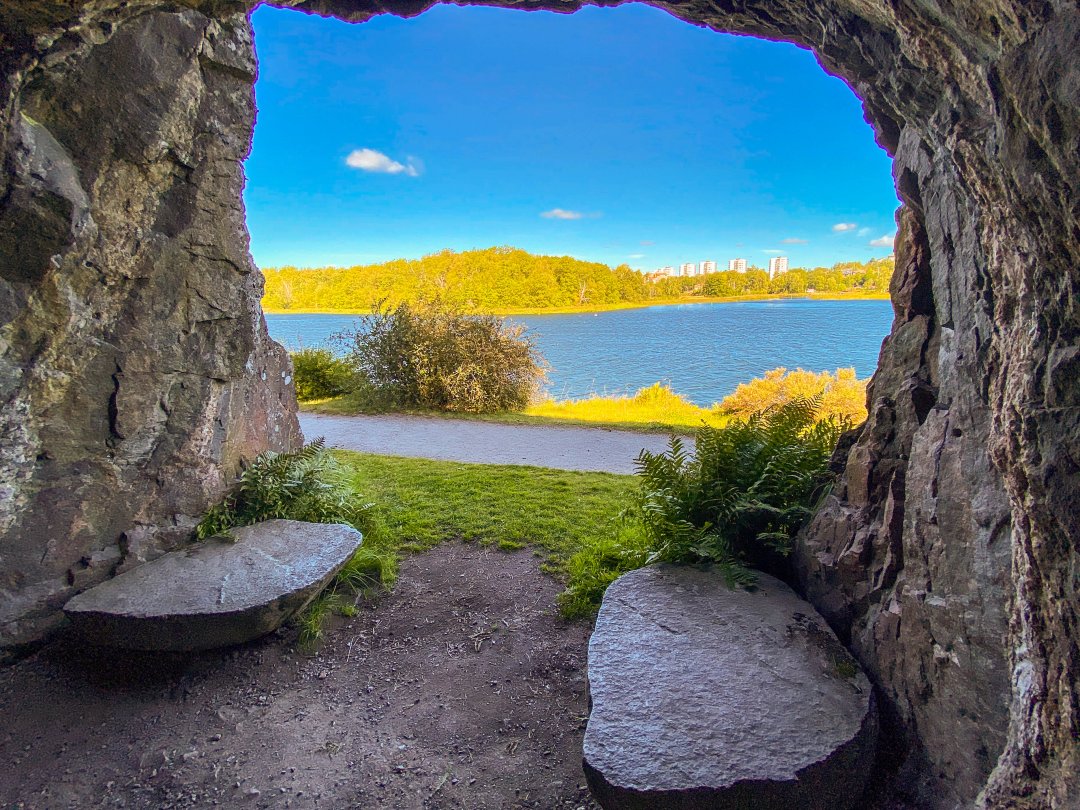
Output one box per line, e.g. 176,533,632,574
583,565,877,810
0,5,301,655
64,520,363,650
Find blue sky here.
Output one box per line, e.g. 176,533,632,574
245,3,899,271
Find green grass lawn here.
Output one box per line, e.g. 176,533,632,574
334,451,648,619
339,450,636,561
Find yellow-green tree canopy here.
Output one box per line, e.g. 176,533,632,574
262,247,893,314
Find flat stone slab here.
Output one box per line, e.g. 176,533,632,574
584,565,877,810
64,520,362,651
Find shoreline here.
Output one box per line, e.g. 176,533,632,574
300,399,705,436
263,291,890,317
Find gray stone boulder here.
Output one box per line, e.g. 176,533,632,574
64,520,361,651
583,565,877,809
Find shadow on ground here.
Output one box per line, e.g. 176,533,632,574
1,544,598,809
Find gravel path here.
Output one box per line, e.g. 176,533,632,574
301,413,683,474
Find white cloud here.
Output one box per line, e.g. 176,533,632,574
832,222,858,232
857,227,872,237
762,249,784,254
781,237,808,244
541,208,586,220
345,148,421,177
869,233,896,248
627,253,646,259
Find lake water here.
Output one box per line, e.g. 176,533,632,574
266,299,893,406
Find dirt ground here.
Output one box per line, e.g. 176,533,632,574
0,544,600,810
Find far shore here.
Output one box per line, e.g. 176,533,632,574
263,291,890,317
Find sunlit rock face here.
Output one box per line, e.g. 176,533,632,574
0,1,1076,807
0,4,301,653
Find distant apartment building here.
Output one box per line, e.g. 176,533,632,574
768,256,789,279
659,266,675,277
728,258,747,273
700,260,717,275
680,262,697,277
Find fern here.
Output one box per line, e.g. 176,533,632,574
195,438,366,539
559,398,845,618
634,397,845,584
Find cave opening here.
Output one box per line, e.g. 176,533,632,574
0,1,1076,806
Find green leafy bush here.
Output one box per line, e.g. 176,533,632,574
338,298,546,413
290,347,356,401
636,398,845,582
717,367,867,425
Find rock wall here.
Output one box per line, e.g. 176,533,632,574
0,2,301,654
0,0,1076,807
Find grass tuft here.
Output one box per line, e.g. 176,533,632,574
298,591,351,645
556,520,652,619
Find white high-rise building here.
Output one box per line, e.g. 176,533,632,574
659,266,675,277
768,256,789,279
700,260,717,275
728,258,747,273
680,262,697,277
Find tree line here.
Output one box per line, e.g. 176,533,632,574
261,247,893,313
